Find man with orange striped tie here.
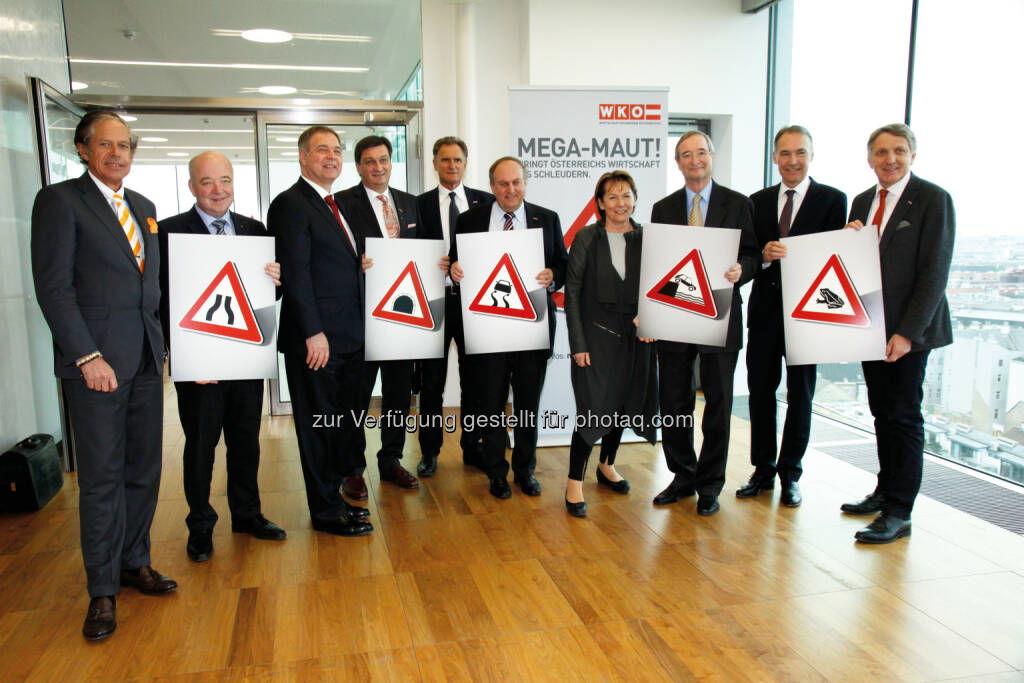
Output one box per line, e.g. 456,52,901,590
31,110,175,642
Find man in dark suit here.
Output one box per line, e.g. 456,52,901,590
650,131,759,516
158,151,287,563
739,126,847,508
268,126,372,538
841,123,954,544
449,156,568,499
31,111,177,641
415,136,493,477
336,135,424,495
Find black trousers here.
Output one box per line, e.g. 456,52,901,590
284,348,362,523
354,359,413,475
66,346,162,598
746,314,816,482
568,427,623,481
418,289,481,458
475,349,549,480
657,345,738,497
862,350,929,519
174,379,264,533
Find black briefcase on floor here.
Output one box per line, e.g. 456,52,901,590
0,434,63,512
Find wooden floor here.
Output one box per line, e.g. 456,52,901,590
2,379,1024,682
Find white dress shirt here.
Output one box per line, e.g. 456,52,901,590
364,184,397,239
778,175,811,223
194,205,236,235
488,202,526,232
867,171,912,237
439,183,468,247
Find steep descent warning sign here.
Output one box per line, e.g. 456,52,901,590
179,261,263,343
645,248,718,318
468,252,537,321
371,261,435,330
791,253,870,327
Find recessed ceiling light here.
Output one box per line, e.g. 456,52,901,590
214,28,369,43
258,85,297,95
120,114,137,122
275,136,298,142
241,28,293,43
140,136,167,142
71,81,88,90
167,152,189,157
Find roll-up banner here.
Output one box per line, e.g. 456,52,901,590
509,87,669,445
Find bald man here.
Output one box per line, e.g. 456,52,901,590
158,151,286,563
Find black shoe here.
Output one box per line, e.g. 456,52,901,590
462,451,483,470
840,491,885,515
82,596,116,641
312,517,374,537
652,479,695,505
735,470,775,498
780,480,802,507
489,477,512,499
565,497,587,517
232,515,287,540
417,453,438,477
186,530,213,562
596,468,630,494
697,494,720,516
854,513,911,544
345,501,370,520
514,474,542,496
120,566,178,595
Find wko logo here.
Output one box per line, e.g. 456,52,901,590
598,103,661,121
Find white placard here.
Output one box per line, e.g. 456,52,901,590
637,222,741,347
457,229,549,354
364,237,445,361
169,234,277,381
781,227,887,365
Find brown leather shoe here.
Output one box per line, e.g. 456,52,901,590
82,596,116,641
342,474,368,500
381,464,420,490
120,565,178,595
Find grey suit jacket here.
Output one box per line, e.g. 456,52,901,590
849,173,954,350
31,172,164,379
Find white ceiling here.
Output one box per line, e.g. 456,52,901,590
62,0,422,101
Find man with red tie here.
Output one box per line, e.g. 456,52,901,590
842,123,955,544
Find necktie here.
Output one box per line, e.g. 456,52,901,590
502,212,514,230
871,188,889,235
778,189,795,238
325,195,357,254
211,219,226,235
448,191,459,241
112,193,144,271
688,195,703,227
378,194,400,238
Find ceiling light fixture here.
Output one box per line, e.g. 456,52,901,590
258,85,297,95
70,58,367,73
240,28,293,43
71,81,88,90
214,28,370,43
120,114,138,122
140,136,167,142
167,152,189,157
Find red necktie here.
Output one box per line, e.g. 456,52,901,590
871,188,889,236
325,195,357,254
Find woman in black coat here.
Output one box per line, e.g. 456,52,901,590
563,171,658,517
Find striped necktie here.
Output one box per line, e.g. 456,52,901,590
112,192,144,271
503,212,514,230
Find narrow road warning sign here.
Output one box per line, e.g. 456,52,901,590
371,261,435,329
790,253,870,327
468,252,537,321
645,248,718,318
179,261,263,343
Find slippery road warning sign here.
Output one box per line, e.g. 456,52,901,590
645,248,718,319
790,253,870,327
468,252,537,321
179,261,263,344
371,261,435,330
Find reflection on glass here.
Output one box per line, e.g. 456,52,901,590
43,95,84,183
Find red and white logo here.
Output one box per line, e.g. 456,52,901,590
645,249,718,318
598,103,662,121
179,261,263,343
371,261,435,330
468,253,537,321
791,253,870,327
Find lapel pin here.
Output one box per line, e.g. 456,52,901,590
147,217,158,234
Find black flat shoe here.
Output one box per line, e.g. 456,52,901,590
735,470,775,498
841,491,885,515
186,531,213,562
565,497,587,517
854,513,911,544
596,468,630,494
232,515,287,540
697,494,720,516
489,477,512,499
417,453,438,477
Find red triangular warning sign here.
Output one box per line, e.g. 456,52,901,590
645,249,718,318
371,261,435,330
791,253,870,327
468,252,537,321
179,261,263,343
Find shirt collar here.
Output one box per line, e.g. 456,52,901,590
877,171,912,201
780,175,811,199
491,201,526,226
194,204,232,231
87,170,122,202
364,184,392,204
685,180,713,207
439,183,466,202
300,174,332,199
